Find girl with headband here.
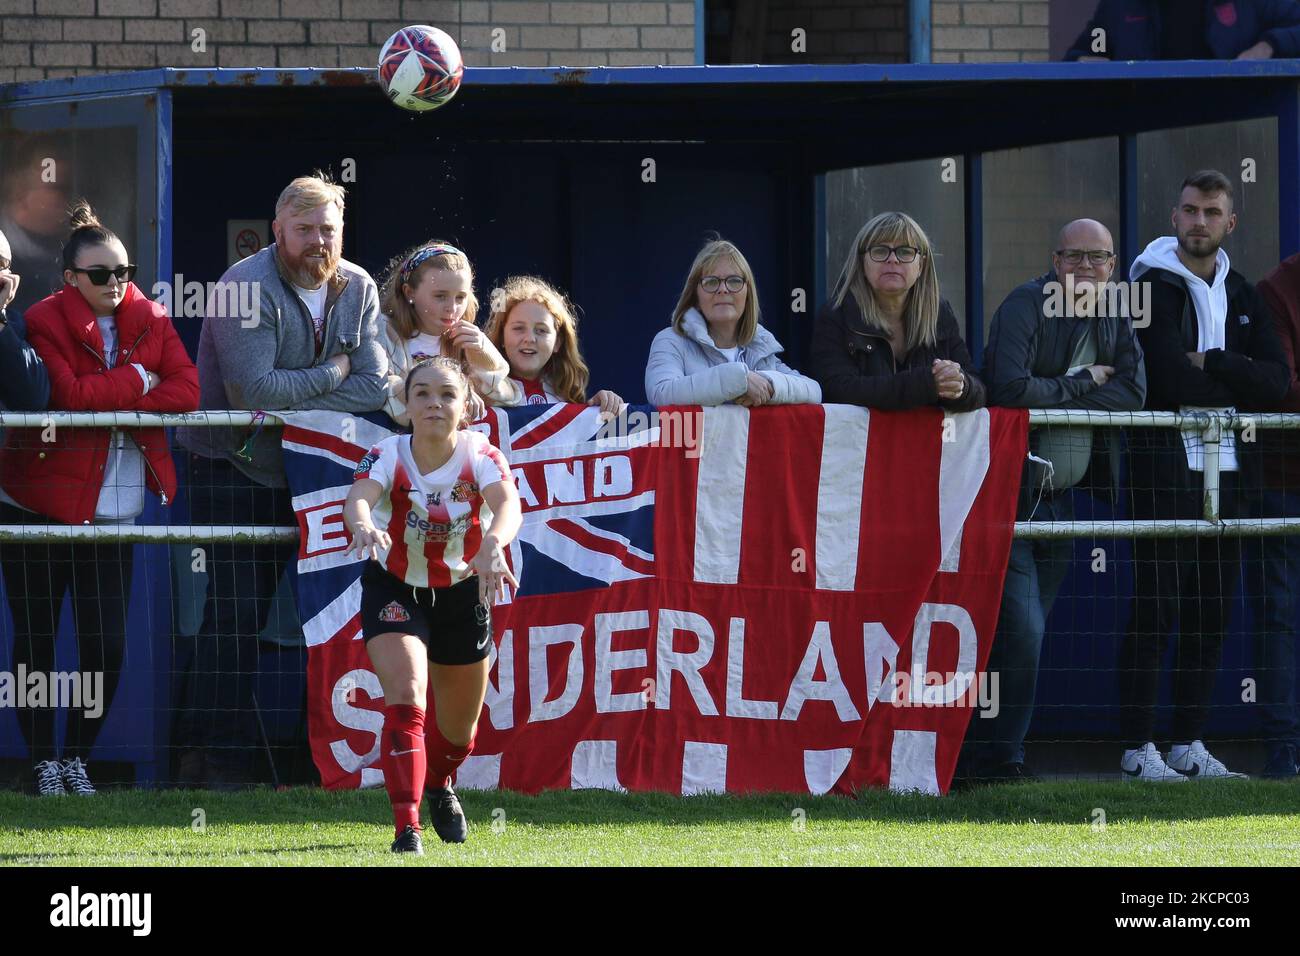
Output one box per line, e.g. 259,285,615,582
378,241,513,425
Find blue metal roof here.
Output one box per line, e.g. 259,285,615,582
3,59,1300,103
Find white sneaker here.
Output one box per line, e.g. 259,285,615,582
1166,741,1248,780
35,760,66,796
1121,743,1188,782
61,757,97,795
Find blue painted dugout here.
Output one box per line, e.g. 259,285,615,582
2,61,1299,782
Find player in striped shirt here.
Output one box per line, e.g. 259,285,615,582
343,356,521,853
484,275,625,416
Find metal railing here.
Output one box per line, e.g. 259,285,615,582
1018,409,1300,537
0,410,296,544
1,408,1298,541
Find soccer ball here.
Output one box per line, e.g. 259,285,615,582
377,25,464,113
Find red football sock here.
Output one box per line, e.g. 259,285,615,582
426,721,475,790
381,704,426,837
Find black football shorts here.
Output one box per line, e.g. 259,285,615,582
359,562,492,665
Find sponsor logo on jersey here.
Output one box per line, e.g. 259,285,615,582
405,511,474,542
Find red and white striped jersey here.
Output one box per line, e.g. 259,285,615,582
509,374,565,406
354,430,512,588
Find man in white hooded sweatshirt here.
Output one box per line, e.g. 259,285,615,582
1123,170,1290,781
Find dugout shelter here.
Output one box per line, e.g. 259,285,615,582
1,60,1297,783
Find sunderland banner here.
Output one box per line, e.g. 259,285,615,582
282,403,1027,796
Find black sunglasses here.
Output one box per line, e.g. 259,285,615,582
71,264,137,286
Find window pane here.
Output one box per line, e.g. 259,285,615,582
0,101,153,315
982,138,1120,342
1136,118,1278,283
825,158,966,332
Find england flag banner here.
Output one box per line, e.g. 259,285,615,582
282,403,1028,795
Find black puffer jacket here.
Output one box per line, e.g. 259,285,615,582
0,309,49,411
809,294,986,411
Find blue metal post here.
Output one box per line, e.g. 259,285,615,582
156,89,173,292
813,172,827,315
1279,81,1300,259
695,0,706,65
964,152,984,363
149,86,174,789
1120,133,1139,275
910,0,931,64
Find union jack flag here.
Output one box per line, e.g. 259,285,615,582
472,402,659,595
282,404,659,628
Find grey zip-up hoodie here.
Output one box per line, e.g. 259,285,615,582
179,243,388,487
644,307,821,406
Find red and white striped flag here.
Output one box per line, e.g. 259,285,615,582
287,404,1027,795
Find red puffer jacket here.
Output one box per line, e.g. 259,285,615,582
0,282,199,524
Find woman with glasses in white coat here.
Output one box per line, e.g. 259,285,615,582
645,238,821,407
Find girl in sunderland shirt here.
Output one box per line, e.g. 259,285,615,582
483,274,624,415
343,356,521,854
378,241,514,425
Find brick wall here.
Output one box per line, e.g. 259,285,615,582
0,0,698,82
931,0,1049,63
761,0,906,65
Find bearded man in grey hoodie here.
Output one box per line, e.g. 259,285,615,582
1120,169,1290,782
176,173,387,787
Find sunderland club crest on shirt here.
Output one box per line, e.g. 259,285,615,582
450,478,479,503
378,601,411,623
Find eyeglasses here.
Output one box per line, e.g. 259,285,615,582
71,264,137,286
865,244,924,264
699,275,746,294
1055,249,1115,266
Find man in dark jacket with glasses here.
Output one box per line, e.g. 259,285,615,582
961,218,1146,784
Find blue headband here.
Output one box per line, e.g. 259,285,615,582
400,243,464,286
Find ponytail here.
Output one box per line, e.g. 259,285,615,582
62,200,120,271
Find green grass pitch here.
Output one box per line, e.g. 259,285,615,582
2,781,1297,866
